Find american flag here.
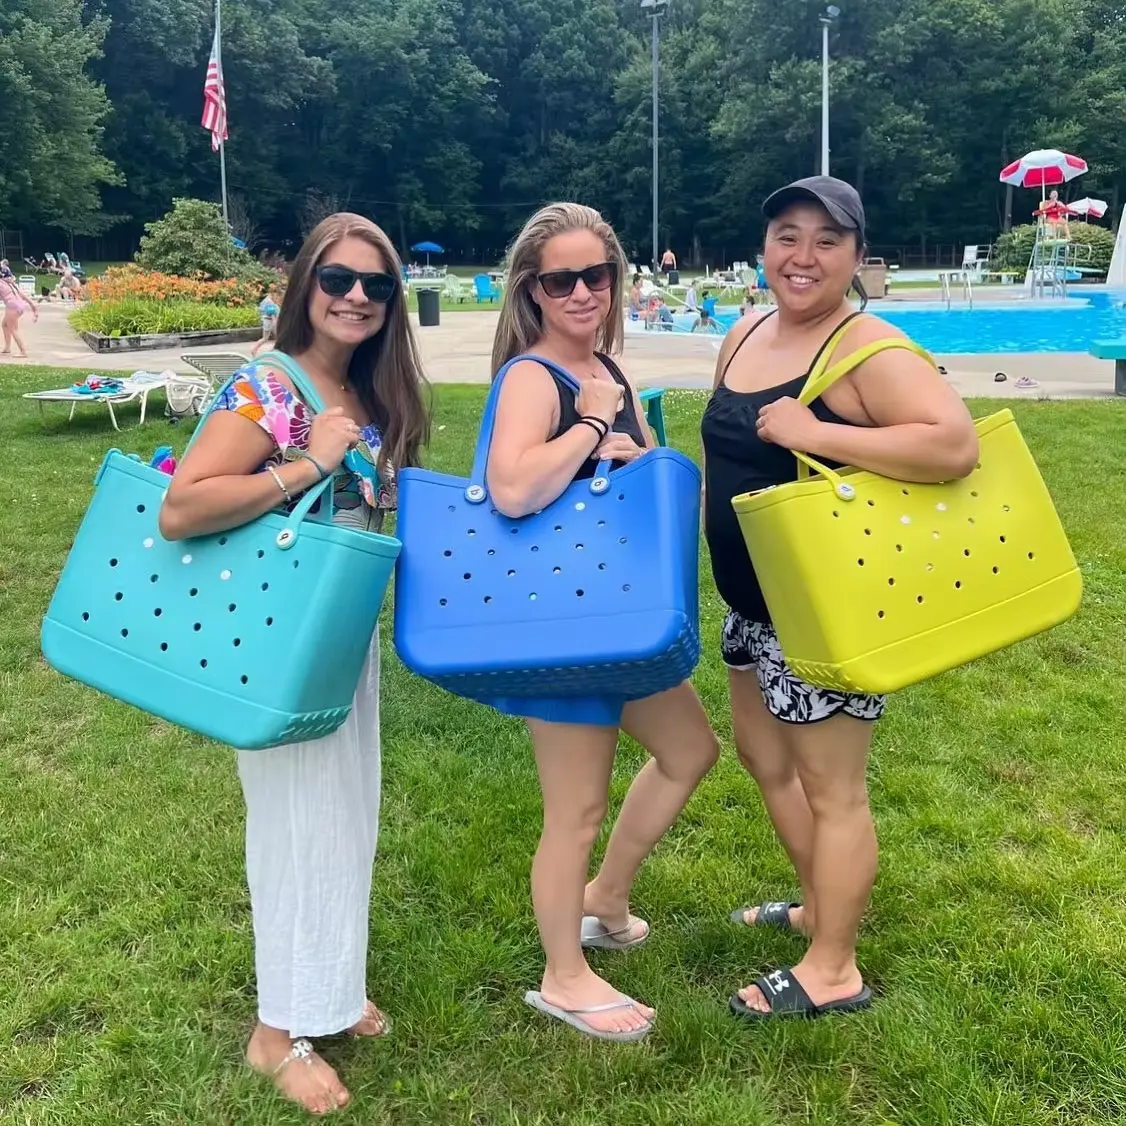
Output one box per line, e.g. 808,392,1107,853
201,22,228,152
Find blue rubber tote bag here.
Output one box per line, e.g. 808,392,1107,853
41,351,401,750
393,353,701,700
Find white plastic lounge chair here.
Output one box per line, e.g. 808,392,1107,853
22,370,175,430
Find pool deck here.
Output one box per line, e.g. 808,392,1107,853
8,298,1122,400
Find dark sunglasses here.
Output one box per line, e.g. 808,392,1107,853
315,264,398,303
536,261,617,299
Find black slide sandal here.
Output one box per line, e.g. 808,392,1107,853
729,901,802,932
729,966,872,1021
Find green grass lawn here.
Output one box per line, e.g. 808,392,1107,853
2,367,1125,1125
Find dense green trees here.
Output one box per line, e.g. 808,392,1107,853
6,0,1126,264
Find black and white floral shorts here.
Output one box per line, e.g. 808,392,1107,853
721,610,886,725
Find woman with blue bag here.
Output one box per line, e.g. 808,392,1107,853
477,203,719,1041
159,215,429,1113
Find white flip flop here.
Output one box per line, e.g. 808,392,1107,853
523,990,654,1042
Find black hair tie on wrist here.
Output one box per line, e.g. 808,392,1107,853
579,414,609,440
576,417,607,443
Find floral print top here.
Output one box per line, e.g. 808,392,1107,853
214,363,396,532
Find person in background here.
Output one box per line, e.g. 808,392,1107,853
659,247,676,274
253,283,283,356
0,270,37,358
628,273,643,320
160,213,430,1115
683,281,699,313
692,308,722,335
701,176,978,1023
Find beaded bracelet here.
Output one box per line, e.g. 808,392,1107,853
266,464,292,504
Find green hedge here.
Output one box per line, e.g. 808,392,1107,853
989,221,1115,277
69,298,260,337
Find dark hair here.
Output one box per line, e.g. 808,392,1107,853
275,212,430,472
850,231,869,310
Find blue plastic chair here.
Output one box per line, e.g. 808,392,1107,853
473,274,498,303
638,387,667,445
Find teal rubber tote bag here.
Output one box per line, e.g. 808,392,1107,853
393,353,701,700
41,351,401,750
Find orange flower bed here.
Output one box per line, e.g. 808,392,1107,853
85,265,267,308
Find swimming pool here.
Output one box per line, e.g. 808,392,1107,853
706,291,1126,353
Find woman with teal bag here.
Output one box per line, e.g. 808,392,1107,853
159,214,429,1114
484,203,719,1042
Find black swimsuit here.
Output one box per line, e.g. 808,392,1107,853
699,311,887,724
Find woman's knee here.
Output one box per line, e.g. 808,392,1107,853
734,737,797,792
801,774,870,821
542,797,609,848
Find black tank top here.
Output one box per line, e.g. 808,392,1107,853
700,311,862,623
549,353,648,480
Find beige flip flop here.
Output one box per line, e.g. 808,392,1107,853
523,990,654,1042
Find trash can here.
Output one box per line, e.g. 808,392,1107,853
417,287,441,327
856,258,888,299
667,268,680,285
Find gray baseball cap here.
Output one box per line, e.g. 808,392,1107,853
762,176,866,239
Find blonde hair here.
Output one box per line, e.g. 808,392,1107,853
275,212,430,472
490,202,628,376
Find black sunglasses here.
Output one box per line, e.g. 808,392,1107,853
536,261,617,299
315,264,398,304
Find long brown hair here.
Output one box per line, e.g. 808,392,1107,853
490,202,628,377
275,212,430,471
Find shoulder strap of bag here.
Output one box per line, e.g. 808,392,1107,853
467,352,613,503
791,319,939,485
797,317,937,406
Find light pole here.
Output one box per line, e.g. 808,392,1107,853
641,0,668,274
819,5,840,176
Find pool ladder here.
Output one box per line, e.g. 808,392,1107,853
939,270,974,310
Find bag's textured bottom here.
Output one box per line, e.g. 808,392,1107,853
42,622,353,749
782,569,1083,694
414,622,701,702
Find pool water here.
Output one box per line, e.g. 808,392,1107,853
708,291,1126,354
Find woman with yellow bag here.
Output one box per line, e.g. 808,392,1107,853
700,176,981,1021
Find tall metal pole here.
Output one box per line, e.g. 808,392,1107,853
216,0,230,235
651,13,659,275
820,19,830,176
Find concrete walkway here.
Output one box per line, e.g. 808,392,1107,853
6,299,1121,400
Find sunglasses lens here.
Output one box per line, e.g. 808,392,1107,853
539,271,576,299
583,264,615,291
361,274,397,303
317,266,356,296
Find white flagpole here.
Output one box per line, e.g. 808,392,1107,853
216,0,229,236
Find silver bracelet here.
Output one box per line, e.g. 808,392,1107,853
266,464,292,504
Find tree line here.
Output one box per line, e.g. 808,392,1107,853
3,0,1125,267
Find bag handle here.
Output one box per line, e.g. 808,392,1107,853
792,320,938,486
180,348,339,526
464,352,615,505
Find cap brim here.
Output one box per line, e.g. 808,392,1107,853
762,186,859,232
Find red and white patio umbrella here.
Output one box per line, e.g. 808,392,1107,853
1066,197,1107,219
999,149,1088,194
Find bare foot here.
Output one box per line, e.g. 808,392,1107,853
737,957,863,1014
246,1023,350,1116
346,1000,390,1038
582,883,649,944
540,968,654,1035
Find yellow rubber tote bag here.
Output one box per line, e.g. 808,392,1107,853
731,323,1082,694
